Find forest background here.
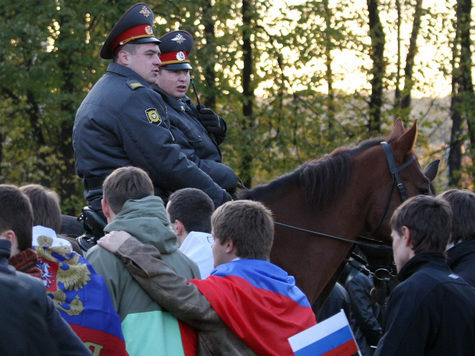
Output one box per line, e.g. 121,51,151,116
0,0,473,215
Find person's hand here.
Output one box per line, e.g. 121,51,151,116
97,231,130,254
197,105,226,142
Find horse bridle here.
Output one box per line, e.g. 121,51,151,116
273,141,416,279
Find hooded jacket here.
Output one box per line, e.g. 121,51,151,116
86,196,200,356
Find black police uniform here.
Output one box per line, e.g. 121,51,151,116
154,30,238,194
156,87,238,192
73,3,231,211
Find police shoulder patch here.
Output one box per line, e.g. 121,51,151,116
146,108,161,125
127,80,144,90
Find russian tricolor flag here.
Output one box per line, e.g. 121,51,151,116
288,310,359,356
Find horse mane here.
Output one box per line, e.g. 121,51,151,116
239,137,385,211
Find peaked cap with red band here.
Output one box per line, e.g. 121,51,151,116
158,30,193,70
100,2,160,59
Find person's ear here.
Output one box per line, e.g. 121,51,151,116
174,219,185,236
0,229,18,255
102,199,112,220
117,49,129,65
225,239,235,254
402,226,412,247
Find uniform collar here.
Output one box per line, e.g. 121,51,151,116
107,62,151,87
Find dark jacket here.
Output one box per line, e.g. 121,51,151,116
447,239,475,287
73,63,231,208
0,239,91,356
344,260,382,355
375,253,475,356
155,88,238,192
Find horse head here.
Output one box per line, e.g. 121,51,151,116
357,118,431,243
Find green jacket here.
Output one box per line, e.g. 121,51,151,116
86,196,200,356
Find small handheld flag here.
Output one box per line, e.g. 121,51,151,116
288,310,360,356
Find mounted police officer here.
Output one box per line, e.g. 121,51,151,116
154,30,238,194
73,3,232,223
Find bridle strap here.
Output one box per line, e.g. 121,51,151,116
274,221,392,251
371,142,415,234
381,141,415,201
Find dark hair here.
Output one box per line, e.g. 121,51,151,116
211,200,274,260
103,166,154,214
167,188,214,233
0,184,33,251
438,189,475,243
20,184,61,232
390,195,452,254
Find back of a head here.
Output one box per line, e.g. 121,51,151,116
103,166,154,214
438,189,475,244
20,184,61,232
212,200,274,260
167,188,214,233
0,184,33,251
390,195,452,254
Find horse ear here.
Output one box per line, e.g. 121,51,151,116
424,160,440,182
393,120,418,154
388,118,406,141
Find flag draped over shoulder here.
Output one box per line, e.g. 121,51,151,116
190,259,316,356
35,232,128,356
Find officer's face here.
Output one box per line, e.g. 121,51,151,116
123,43,161,84
156,69,191,99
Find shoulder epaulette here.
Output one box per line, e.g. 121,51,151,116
126,80,144,90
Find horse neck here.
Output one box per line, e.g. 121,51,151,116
265,186,369,304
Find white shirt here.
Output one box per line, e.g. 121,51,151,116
32,225,72,250
179,231,214,279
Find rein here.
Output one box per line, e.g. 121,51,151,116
273,141,415,253
273,221,392,251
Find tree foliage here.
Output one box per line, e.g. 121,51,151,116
0,0,471,215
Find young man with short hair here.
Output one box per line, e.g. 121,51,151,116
0,184,90,356
439,188,475,287
375,195,475,356
86,166,199,356
167,187,215,278
99,199,317,355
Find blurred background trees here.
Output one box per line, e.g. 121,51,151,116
0,0,472,214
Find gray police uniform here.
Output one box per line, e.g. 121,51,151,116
155,87,238,192
73,3,231,210
73,63,231,209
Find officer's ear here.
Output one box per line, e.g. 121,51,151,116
116,48,130,66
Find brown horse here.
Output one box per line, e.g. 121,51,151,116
239,119,431,306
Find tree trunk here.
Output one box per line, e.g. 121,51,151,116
240,0,255,188
202,0,217,109
367,0,386,134
394,0,402,107
449,0,474,186
399,0,423,122
323,0,335,140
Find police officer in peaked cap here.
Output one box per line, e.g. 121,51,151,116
73,4,232,237
152,30,238,196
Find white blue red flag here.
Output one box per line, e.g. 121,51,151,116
288,310,359,356
191,259,317,355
